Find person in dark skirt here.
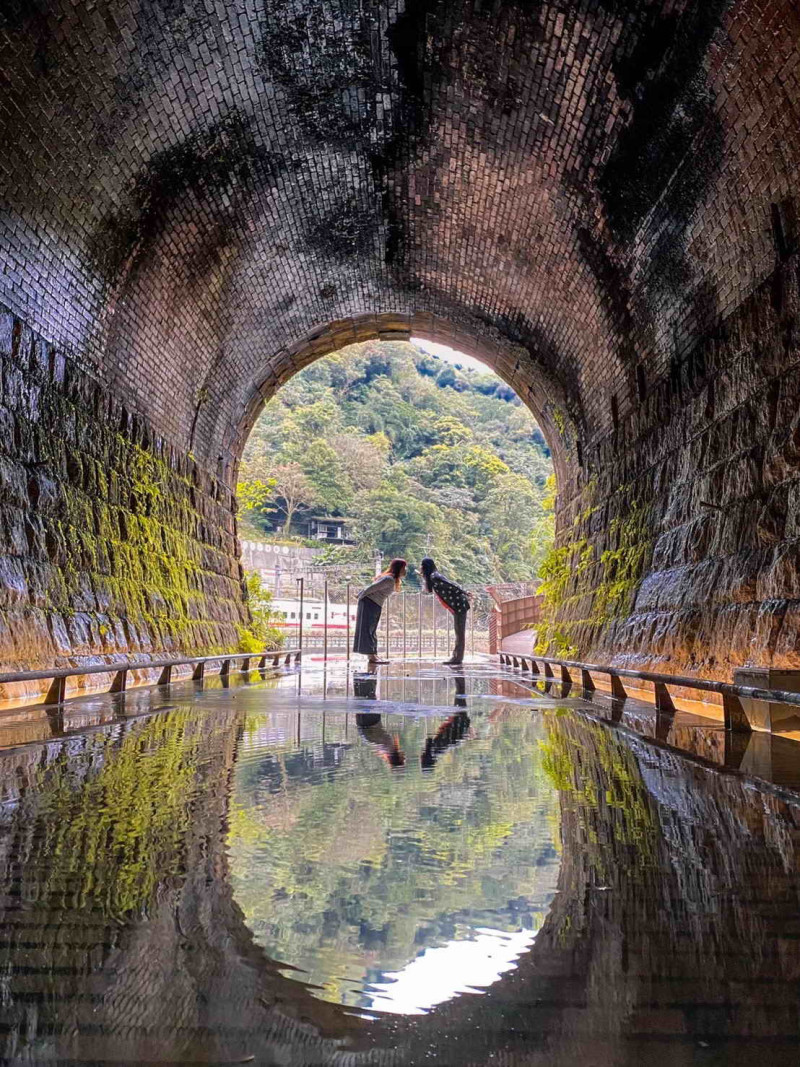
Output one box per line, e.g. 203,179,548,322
353,558,407,670
420,556,470,665
356,714,406,768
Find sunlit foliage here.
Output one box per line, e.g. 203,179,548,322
239,341,555,584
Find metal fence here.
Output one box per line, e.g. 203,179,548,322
293,581,498,659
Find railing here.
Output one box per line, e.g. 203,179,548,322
498,652,800,734
293,582,497,660
488,594,542,653
0,649,302,707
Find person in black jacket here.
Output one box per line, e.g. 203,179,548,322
420,556,470,665
420,676,470,769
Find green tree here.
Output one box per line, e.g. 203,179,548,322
432,415,472,445
302,438,354,514
352,476,444,563
530,473,556,576
236,476,276,525
242,340,555,582
330,432,389,493
272,462,319,534
239,570,284,652
291,398,341,439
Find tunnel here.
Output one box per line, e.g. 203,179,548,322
1,0,800,685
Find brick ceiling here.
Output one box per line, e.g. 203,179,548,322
1,0,797,479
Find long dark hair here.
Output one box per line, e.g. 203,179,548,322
420,557,436,594
383,557,407,592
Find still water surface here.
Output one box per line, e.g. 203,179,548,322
0,661,798,1065
228,675,559,1015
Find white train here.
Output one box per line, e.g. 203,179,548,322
270,598,356,631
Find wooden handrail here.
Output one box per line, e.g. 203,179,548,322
499,651,800,733
0,649,302,706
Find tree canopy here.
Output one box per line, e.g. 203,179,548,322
239,341,554,585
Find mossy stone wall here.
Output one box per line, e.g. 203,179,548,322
542,252,800,681
0,305,247,692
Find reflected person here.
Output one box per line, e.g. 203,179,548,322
354,674,406,767
421,678,471,769
420,556,470,665
353,558,407,671
355,722,406,768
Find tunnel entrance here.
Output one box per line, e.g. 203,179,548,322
234,336,555,659
1,0,800,686
2,0,800,1060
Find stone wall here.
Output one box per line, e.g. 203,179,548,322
0,304,247,690
545,250,800,681
2,0,800,677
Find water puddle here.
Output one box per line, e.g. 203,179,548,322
227,689,560,1014
0,662,799,1064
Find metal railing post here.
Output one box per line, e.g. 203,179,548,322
44,675,66,705
297,576,304,654
110,669,127,694
323,579,328,662
418,590,423,657
403,592,407,659
471,596,476,657
433,599,438,660
346,581,351,663
385,597,390,658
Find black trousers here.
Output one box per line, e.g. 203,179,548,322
353,597,382,655
450,610,468,662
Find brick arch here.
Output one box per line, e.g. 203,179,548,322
224,311,578,491
0,0,799,675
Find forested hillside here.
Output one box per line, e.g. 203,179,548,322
237,341,554,585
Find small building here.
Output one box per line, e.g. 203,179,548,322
304,516,355,544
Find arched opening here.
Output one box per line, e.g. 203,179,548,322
0,0,798,684
233,331,558,657
224,312,579,495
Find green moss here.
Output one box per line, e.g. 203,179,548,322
591,501,652,626
31,708,229,919
12,388,246,655
552,407,566,438
539,710,658,877
535,495,652,657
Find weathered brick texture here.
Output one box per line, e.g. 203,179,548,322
0,305,247,689
1,0,799,676
553,252,800,679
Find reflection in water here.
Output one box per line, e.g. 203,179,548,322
0,665,799,1062
356,713,407,766
354,674,407,767
229,689,560,1012
367,927,536,1015
420,712,471,769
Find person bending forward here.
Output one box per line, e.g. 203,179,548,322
420,556,470,665
353,558,407,670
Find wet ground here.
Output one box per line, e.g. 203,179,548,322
0,657,799,1064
